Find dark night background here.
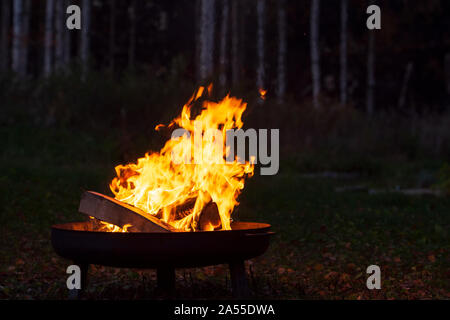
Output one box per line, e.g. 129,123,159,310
0,0,449,299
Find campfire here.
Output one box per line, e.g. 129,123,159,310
81,85,255,233
51,86,274,299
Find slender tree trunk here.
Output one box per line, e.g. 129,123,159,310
310,0,321,109
366,28,375,115
44,0,54,77
231,0,239,87
239,1,246,79
208,0,216,79
80,0,91,77
63,0,71,67
256,0,266,92
218,0,229,94
109,0,116,72
277,0,287,104
340,0,348,106
398,62,413,109
54,0,65,71
199,0,216,81
159,10,168,31
11,0,23,75
19,0,30,76
1,0,11,72
128,0,136,70
195,0,201,81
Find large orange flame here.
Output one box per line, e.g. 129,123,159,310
109,86,254,231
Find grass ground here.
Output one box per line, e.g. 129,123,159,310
0,124,448,300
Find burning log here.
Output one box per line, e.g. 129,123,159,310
198,201,221,231
79,191,175,232
79,191,223,232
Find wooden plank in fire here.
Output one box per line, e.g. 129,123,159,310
78,191,176,232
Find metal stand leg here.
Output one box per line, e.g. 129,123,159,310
229,261,250,299
68,262,89,300
156,267,175,298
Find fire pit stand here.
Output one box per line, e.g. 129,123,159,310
52,221,274,299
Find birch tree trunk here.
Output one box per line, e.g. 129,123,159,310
1,0,11,72
199,0,216,81
366,28,375,115
54,0,64,71
63,0,71,67
80,0,91,77
277,0,287,104
109,0,116,71
340,0,348,106
310,0,321,109
231,0,239,87
195,0,201,81
128,0,136,70
256,0,266,92
19,0,30,76
11,0,23,75
218,0,229,94
44,0,54,77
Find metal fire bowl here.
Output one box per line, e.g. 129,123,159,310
51,221,273,268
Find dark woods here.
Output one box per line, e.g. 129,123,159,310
1,0,450,159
